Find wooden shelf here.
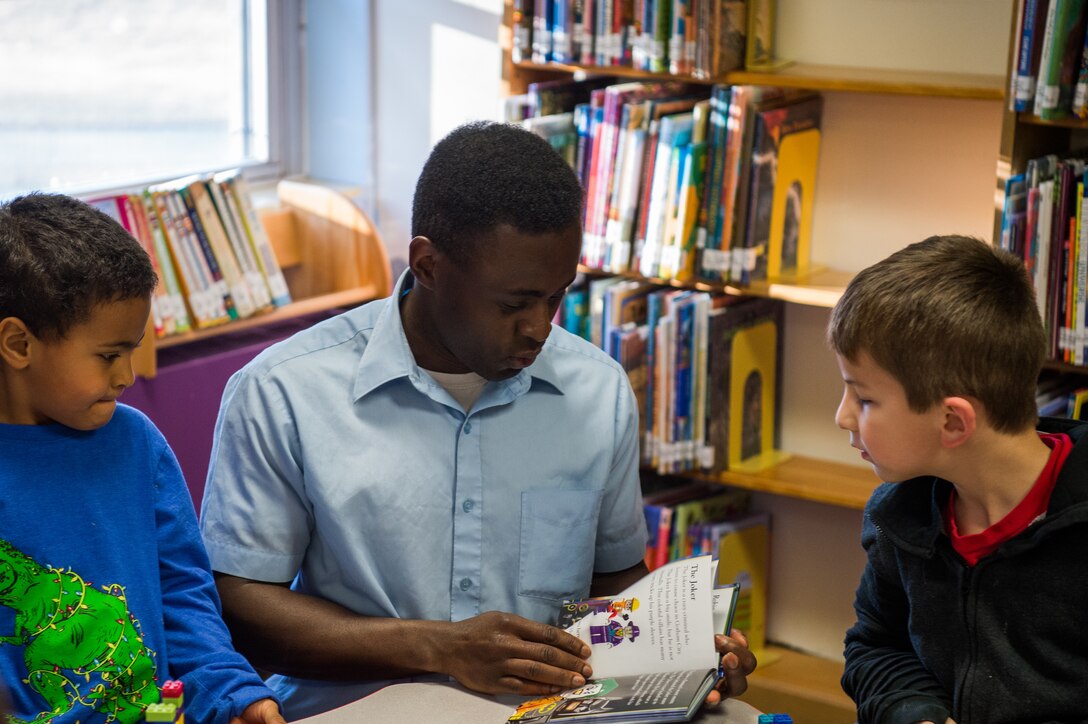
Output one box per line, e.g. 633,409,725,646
579,265,853,309
739,645,855,723
155,285,380,350
514,60,1004,100
1015,112,1088,129
678,454,879,510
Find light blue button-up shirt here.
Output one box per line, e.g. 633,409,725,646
200,271,648,719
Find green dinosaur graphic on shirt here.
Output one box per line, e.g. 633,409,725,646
0,538,159,723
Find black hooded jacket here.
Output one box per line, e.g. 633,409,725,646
842,417,1088,724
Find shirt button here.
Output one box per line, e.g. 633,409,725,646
462,499,475,513
464,422,472,434
459,577,472,591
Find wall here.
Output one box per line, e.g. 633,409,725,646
365,0,1014,659
373,0,504,274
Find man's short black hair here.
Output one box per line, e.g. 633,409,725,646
411,121,584,264
0,193,157,340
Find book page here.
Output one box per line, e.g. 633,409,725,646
560,555,717,678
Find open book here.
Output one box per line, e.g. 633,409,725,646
508,555,739,723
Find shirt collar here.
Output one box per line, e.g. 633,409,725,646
352,269,566,402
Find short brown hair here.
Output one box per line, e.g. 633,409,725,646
828,235,1044,433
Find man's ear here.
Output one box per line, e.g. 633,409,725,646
940,396,977,449
0,317,32,370
408,236,440,291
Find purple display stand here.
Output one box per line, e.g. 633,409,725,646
124,312,338,515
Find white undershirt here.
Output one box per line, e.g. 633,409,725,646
423,368,489,412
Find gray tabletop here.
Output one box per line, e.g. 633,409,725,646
292,681,764,723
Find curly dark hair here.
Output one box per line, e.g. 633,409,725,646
411,121,584,265
0,193,157,340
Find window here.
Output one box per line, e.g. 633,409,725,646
0,0,294,199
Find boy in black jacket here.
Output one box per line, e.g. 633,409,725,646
829,235,1088,724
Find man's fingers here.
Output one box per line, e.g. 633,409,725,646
514,654,589,688
529,621,592,658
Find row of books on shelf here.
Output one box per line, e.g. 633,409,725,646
507,76,822,287
1009,0,1088,120
639,476,769,654
1037,369,1088,416
511,0,781,76
561,273,784,475
87,170,292,340
1000,152,1088,364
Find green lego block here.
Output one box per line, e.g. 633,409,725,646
145,702,177,722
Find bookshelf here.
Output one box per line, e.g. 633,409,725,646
995,3,1088,375
514,60,1005,100
501,3,1008,721
132,179,393,378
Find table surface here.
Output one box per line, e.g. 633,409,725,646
292,681,765,723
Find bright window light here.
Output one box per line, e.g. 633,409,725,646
0,0,270,199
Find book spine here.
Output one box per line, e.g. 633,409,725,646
698,85,729,279
207,175,273,311
221,173,293,306
152,189,222,327
125,194,172,337
178,186,238,321
141,192,192,334
512,0,534,64
650,0,671,73
1010,0,1028,111
1033,0,1061,115
579,0,596,64
533,0,554,63
190,180,256,318
1074,28,1088,117
552,0,571,63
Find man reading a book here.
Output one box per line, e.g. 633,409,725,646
199,122,755,719
832,235,1088,723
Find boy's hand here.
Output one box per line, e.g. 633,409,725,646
231,698,286,724
438,611,593,696
704,629,758,706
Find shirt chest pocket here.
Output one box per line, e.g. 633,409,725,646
518,488,603,603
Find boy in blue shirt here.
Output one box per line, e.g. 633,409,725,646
0,193,284,724
830,235,1088,723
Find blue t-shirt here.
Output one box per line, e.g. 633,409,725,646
0,404,274,723
200,270,649,719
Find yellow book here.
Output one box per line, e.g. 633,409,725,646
713,512,772,660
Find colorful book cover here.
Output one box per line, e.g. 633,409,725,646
708,0,747,76
532,0,554,63
206,175,274,312
1016,0,1051,111
639,111,695,278
216,170,293,307
186,179,257,319
737,93,822,283
669,99,710,282
1035,0,1087,120
602,99,650,271
696,85,733,280
705,297,783,475
669,488,751,561
716,86,787,284
712,512,771,657
631,94,707,272
511,0,534,64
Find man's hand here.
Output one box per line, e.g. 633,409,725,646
230,698,286,724
704,629,758,706
436,611,594,696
